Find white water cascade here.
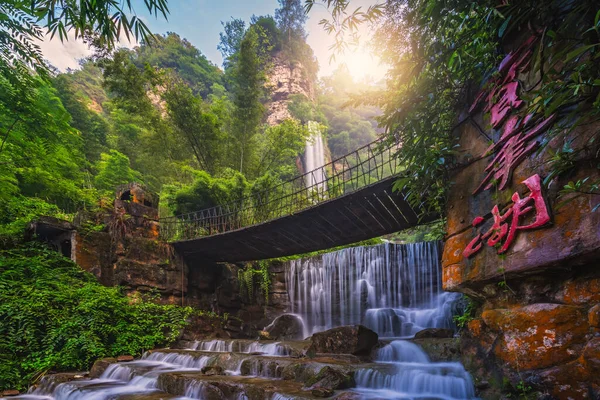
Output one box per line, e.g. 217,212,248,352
303,121,327,191
285,241,476,399
355,341,476,399
286,241,459,337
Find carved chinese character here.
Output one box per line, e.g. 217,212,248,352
473,114,555,195
463,174,551,258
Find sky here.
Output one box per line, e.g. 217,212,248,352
37,0,387,81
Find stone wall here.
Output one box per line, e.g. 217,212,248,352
184,259,289,338
442,33,600,399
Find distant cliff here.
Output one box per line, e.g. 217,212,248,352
265,53,315,126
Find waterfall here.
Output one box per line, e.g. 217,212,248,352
285,241,476,399
354,340,476,399
285,241,459,337
304,121,327,191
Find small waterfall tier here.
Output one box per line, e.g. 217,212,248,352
286,241,460,337
355,340,476,399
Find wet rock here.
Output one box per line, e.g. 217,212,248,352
201,365,225,376
1,390,19,396
588,304,600,328
582,337,600,383
334,392,361,400
411,338,461,362
305,366,355,390
117,355,134,362
281,363,315,382
264,314,305,340
538,360,591,399
481,303,589,370
312,386,335,397
414,328,454,339
306,325,378,357
90,357,117,378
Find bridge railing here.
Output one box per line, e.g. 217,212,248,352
160,138,400,241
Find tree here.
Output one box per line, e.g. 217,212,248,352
275,0,307,45
94,150,141,191
252,119,309,178
231,28,266,176
53,75,109,162
0,0,169,81
218,18,247,69
137,33,223,98
101,49,157,115
163,81,226,175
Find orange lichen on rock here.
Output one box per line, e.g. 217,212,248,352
467,319,483,337
538,360,591,399
588,304,600,329
581,338,600,384
558,278,600,305
442,264,463,291
482,303,589,370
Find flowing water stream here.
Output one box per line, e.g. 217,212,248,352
4,242,476,400
285,242,475,399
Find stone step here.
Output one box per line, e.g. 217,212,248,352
175,339,311,358
157,372,350,400
145,349,392,380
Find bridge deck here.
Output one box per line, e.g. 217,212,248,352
172,176,437,263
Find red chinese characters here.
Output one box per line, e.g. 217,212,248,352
470,35,555,195
463,174,551,258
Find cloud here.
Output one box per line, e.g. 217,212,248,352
36,32,138,72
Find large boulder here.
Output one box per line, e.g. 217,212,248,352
89,357,117,378
413,328,454,339
482,303,589,370
306,325,378,357
305,366,355,390
263,314,305,340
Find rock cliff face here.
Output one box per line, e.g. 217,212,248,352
265,54,315,126
442,33,600,399
30,183,186,305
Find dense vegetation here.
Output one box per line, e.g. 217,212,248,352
0,244,192,391
0,0,385,390
312,0,600,213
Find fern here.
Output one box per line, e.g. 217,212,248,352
0,243,193,391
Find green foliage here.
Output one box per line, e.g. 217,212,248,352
94,150,141,192
0,197,72,248
237,261,271,303
163,80,226,174
453,296,476,329
136,33,223,98
318,66,380,159
0,243,192,391
219,18,247,69
0,76,98,212
231,28,267,175
52,74,110,162
252,119,310,178
172,169,249,215
386,220,446,244
288,94,327,125
0,0,168,87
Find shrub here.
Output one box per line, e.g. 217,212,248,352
0,243,192,391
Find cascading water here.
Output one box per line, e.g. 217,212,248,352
285,241,476,399
286,241,459,337
355,341,475,399
303,121,327,191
